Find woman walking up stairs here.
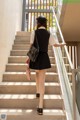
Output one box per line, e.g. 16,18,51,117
26,16,66,115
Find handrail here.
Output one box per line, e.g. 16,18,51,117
52,33,73,120
55,0,63,20
51,7,74,70
50,6,78,120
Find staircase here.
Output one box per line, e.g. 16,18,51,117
0,31,70,120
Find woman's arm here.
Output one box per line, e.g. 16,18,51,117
26,31,35,63
26,56,30,64
49,34,66,47
53,43,66,47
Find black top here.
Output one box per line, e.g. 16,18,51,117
29,28,51,70
34,29,50,53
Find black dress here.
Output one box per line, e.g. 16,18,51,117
29,29,51,70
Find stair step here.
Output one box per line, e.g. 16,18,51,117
14,40,30,44
10,50,28,56
0,31,70,120
3,72,59,82
12,44,52,50
0,109,66,120
17,31,31,36
3,72,72,82
8,56,55,64
0,82,60,94
14,41,30,45
10,50,54,56
15,36,30,40
6,64,70,72
6,64,57,72
0,95,63,109
8,56,68,64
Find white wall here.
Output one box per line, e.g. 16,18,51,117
0,0,23,81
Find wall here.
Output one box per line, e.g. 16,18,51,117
0,0,23,81
60,3,80,66
60,3,80,42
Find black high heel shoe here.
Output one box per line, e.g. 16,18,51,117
36,93,40,98
37,108,43,115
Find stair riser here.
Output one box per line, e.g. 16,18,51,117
13,41,65,52
16,32,31,36
14,41,30,44
12,43,66,55
15,37,30,40
10,51,54,56
3,73,72,82
8,57,68,64
8,57,55,64
15,36,30,40
0,86,60,94
14,43,30,45
3,74,59,82
6,115,66,120
6,65,57,72
0,99,63,109
12,45,52,50
12,44,66,55
6,65,71,72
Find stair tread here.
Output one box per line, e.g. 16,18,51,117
11,50,28,51
17,31,31,35
11,49,52,51
11,50,52,53
0,109,65,115
0,82,61,95
13,44,30,45
9,56,67,58
8,56,68,64
0,94,62,99
0,82,60,86
6,64,56,66
3,72,72,75
0,109,66,120
6,63,69,66
4,72,58,74
3,72,59,82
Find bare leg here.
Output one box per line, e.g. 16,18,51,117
38,70,46,108
35,70,39,94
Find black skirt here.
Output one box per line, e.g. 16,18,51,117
29,51,51,70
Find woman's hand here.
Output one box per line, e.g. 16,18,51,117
53,42,66,47
26,56,30,64
26,66,31,80
61,43,66,46
26,56,31,80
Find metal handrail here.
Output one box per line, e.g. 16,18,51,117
56,0,63,20
51,7,74,70
51,6,77,120
51,33,73,120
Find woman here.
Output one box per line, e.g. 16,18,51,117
26,16,66,115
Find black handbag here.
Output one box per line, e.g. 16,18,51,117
27,31,39,62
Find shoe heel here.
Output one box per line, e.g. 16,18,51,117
36,93,40,98
37,108,43,115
